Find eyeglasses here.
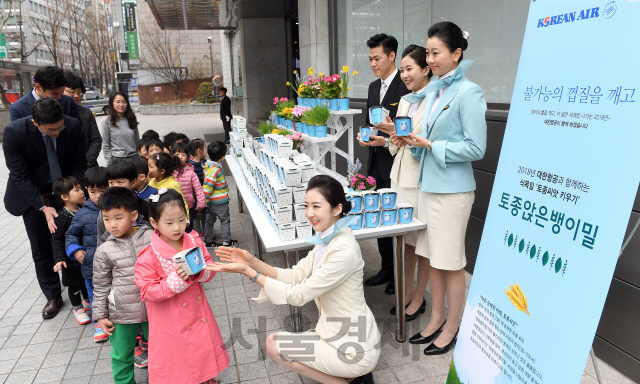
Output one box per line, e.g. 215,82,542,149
42,124,66,135
64,89,84,96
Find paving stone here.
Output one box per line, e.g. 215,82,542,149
20,342,52,358
90,373,115,384
11,354,45,373
0,359,17,375
63,361,96,380
40,351,72,369
0,345,26,361
3,333,33,348
92,358,111,375
33,364,66,383
237,361,268,381
70,347,101,364
5,369,37,384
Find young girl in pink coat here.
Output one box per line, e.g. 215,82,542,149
171,142,206,233
134,188,229,383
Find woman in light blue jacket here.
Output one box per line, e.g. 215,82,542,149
394,21,487,356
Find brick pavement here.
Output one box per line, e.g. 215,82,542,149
0,113,630,383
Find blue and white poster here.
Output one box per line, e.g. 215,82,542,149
448,1,640,383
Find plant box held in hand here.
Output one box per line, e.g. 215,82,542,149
172,247,206,275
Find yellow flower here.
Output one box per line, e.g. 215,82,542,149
342,66,349,73
286,81,291,86
340,81,344,86
353,70,358,75
347,87,350,91
293,70,297,74
308,67,314,75
319,73,324,78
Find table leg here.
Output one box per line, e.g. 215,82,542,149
394,235,406,342
252,223,262,260
237,186,244,213
283,251,303,332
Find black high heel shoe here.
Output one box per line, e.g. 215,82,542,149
409,320,446,344
405,298,426,322
390,303,408,315
424,329,459,355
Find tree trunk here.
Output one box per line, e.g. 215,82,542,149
0,84,12,109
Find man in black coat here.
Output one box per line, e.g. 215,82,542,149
63,71,102,167
361,34,410,294
9,66,81,124
3,98,87,319
219,86,233,143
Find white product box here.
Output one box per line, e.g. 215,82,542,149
295,220,312,238
272,185,293,206
292,185,307,204
243,137,253,148
278,223,296,241
293,203,306,221
233,116,247,129
283,166,302,187
237,128,247,140
300,163,317,183
277,140,293,158
273,204,293,225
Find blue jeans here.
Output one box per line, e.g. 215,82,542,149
85,278,94,311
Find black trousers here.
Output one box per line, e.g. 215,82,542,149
22,206,62,301
222,118,232,141
369,155,395,274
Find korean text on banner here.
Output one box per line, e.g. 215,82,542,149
447,1,640,384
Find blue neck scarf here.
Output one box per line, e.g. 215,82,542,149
402,91,428,105
304,216,358,245
424,59,474,95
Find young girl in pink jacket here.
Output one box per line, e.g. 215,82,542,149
171,142,206,233
134,189,229,383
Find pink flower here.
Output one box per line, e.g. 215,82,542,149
358,183,365,190
313,79,319,83
366,176,376,185
305,80,311,85
280,97,288,102
332,74,340,81
324,76,332,82
273,97,278,105
351,180,356,187
356,174,364,179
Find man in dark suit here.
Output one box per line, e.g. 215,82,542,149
3,98,87,319
361,34,410,294
219,86,233,143
63,71,102,167
9,65,80,123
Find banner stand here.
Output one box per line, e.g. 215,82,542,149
590,215,640,384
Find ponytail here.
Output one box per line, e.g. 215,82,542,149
150,152,182,178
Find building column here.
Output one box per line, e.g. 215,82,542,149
299,0,330,76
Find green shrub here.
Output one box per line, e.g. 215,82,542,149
196,82,214,103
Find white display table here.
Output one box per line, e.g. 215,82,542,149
226,154,425,342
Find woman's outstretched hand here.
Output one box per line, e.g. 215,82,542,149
205,262,247,274
215,246,254,267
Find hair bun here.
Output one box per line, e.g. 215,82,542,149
343,200,353,216
461,31,469,50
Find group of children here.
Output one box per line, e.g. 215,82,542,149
44,130,235,384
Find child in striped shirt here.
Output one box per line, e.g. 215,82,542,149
203,141,238,248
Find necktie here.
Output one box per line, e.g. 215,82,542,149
304,216,359,245
45,136,62,182
379,81,387,104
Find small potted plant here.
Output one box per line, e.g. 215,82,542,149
299,110,309,135
258,121,273,143
285,131,306,153
282,105,294,130
307,105,331,138
273,97,289,125
321,74,341,111
337,66,357,111
286,70,310,106
348,158,377,191
291,105,309,133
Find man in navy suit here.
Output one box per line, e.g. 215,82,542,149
219,86,233,143
3,98,87,319
361,34,410,294
9,66,80,123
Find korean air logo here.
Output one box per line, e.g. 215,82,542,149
603,2,617,18
537,7,601,28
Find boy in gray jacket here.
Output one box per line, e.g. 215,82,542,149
93,187,152,384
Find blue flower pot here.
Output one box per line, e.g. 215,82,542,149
397,204,414,224
382,209,397,226
365,210,381,228
318,98,330,108
329,99,340,111
315,125,327,138
299,122,307,134
275,116,281,126
349,214,364,230
297,97,303,106
286,119,293,130
307,124,317,137
394,116,412,136
310,98,318,107
337,98,350,111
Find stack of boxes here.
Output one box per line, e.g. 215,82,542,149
230,116,253,151
232,132,318,241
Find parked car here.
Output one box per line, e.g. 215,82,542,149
81,91,110,114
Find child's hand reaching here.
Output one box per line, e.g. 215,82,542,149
97,318,115,336
175,265,189,281
74,249,86,264
53,261,66,273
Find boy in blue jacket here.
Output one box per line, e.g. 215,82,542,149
65,167,108,342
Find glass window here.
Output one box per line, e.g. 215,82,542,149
337,0,530,103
